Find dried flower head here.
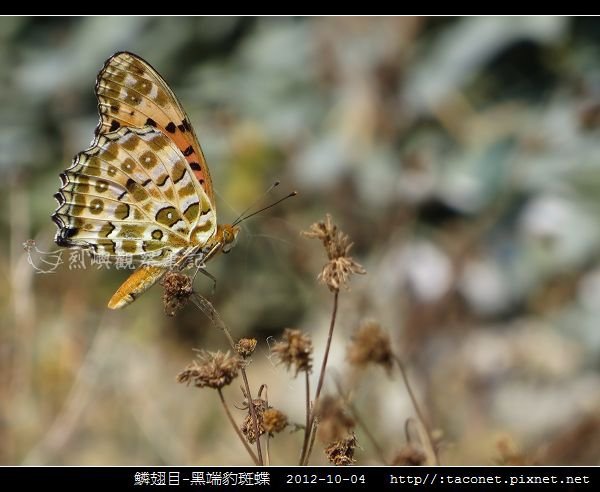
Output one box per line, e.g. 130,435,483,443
347,321,394,373
240,398,268,444
391,445,426,466
235,338,257,358
162,272,193,316
271,328,313,376
176,350,242,389
302,214,366,292
262,408,288,435
316,395,355,444
324,433,358,466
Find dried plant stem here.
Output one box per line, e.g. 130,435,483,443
305,419,318,464
331,375,385,463
218,389,259,465
300,290,339,465
298,370,312,465
348,401,387,464
191,293,264,465
191,294,237,348
394,355,439,465
241,369,264,465
262,385,271,466
304,371,311,444
332,375,387,463
314,291,339,404
265,433,271,466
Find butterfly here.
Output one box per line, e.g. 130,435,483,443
52,52,240,309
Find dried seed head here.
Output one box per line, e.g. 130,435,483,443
176,350,242,390
162,272,193,316
240,399,268,444
324,433,358,466
302,214,365,292
235,338,257,358
320,256,366,292
347,321,394,373
262,408,288,435
271,328,313,376
391,445,426,466
316,396,355,444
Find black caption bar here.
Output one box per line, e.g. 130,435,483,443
0,466,596,490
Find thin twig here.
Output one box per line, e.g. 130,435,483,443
240,369,264,465
394,355,439,465
262,384,271,466
191,293,264,465
191,294,236,348
333,377,387,464
218,389,259,465
304,419,318,465
300,290,339,465
298,370,312,465
347,402,388,464
313,291,339,407
303,371,311,459
265,433,271,466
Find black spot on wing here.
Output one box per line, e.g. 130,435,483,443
54,191,66,206
165,122,176,133
182,145,194,156
190,162,201,171
145,117,158,127
156,174,169,187
178,119,192,133
109,120,121,132
55,226,78,247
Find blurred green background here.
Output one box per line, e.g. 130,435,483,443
1,16,600,465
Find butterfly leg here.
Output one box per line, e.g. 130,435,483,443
196,267,217,294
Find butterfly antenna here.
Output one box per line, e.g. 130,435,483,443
232,181,280,225
233,190,298,226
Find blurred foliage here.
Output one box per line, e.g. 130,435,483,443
1,16,600,465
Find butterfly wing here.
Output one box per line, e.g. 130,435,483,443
53,126,216,262
95,51,215,207
54,52,220,309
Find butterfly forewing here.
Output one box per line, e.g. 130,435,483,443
95,51,215,206
53,126,216,260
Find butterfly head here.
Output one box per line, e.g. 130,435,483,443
217,223,240,254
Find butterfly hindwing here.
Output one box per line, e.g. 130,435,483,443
95,51,215,206
53,126,216,260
